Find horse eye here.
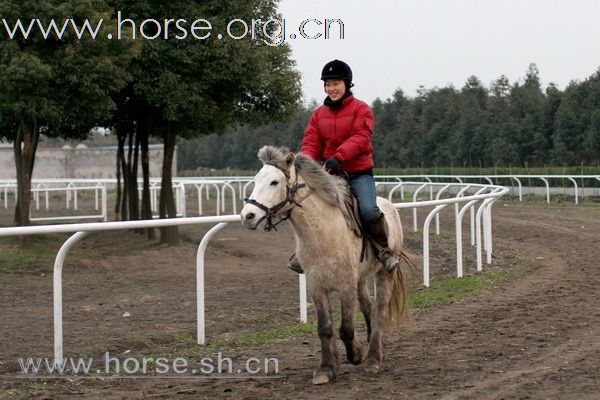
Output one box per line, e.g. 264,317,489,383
270,180,279,186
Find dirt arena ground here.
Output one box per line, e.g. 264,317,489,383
1,198,600,399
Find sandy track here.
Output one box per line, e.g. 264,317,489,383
1,202,599,399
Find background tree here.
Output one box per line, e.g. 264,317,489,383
0,0,133,229
180,65,600,171
508,64,547,165
543,83,562,165
553,81,585,165
456,76,488,168
109,0,302,244
581,70,600,165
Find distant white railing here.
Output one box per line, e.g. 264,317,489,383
0,178,252,222
30,185,108,222
376,174,600,205
1,175,597,224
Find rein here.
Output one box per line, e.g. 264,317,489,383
244,162,312,232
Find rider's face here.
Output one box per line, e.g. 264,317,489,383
324,79,346,101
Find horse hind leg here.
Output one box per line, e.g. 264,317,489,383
357,278,373,341
311,287,339,385
364,269,392,375
339,289,366,365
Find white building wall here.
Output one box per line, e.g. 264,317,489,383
0,144,176,179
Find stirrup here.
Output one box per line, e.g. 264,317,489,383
287,257,304,274
379,248,400,272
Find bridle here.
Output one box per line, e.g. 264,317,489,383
244,161,312,232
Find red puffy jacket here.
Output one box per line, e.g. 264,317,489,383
300,95,375,173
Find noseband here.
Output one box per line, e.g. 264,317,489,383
244,162,310,232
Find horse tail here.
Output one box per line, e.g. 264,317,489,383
386,248,416,330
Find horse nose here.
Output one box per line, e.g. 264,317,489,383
245,212,256,221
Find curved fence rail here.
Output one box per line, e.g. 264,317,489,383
0,180,509,366
377,174,600,205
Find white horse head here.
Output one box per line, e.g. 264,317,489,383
240,147,296,231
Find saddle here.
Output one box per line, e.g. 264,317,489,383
341,188,370,262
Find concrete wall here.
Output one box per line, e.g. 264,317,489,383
0,144,176,179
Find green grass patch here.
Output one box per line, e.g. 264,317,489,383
105,189,118,202
0,236,61,275
63,266,524,362
188,322,318,357
0,388,16,396
409,267,521,308
164,267,522,355
0,383,48,398
221,321,317,348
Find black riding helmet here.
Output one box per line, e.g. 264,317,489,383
321,59,354,88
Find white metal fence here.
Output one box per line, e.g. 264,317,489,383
0,179,510,366
1,174,598,224
376,174,600,205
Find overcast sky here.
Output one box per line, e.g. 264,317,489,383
277,0,600,105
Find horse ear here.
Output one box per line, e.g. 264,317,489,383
285,152,295,168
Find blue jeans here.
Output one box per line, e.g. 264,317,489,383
347,173,381,222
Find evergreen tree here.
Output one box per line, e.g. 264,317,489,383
109,0,302,243
179,65,600,171
0,0,133,228
456,76,488,167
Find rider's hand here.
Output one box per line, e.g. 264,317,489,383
324,157,341,171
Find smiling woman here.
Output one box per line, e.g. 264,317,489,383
300,59,402,272
324,79,346,101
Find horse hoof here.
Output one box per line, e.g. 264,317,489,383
364,360,380,376
312,368,334,385
350,344,366,365
312,373,330,385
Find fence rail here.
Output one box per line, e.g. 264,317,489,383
2,174,597,223
0,179,512,367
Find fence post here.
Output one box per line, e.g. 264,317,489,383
299,274,308,323
422,204,448,287
196,222,229,345
53,231,90,365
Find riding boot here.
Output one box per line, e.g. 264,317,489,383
365,213,400,272
287,256,304,274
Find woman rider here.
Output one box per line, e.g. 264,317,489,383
288,59,400,273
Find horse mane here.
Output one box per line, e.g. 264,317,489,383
294,154,344,207
258,145,290,165
257,145,362,236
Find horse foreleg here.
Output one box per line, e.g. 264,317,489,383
312,287,339,385
364,269,392,375
339,288,365,365
357,278,373,341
